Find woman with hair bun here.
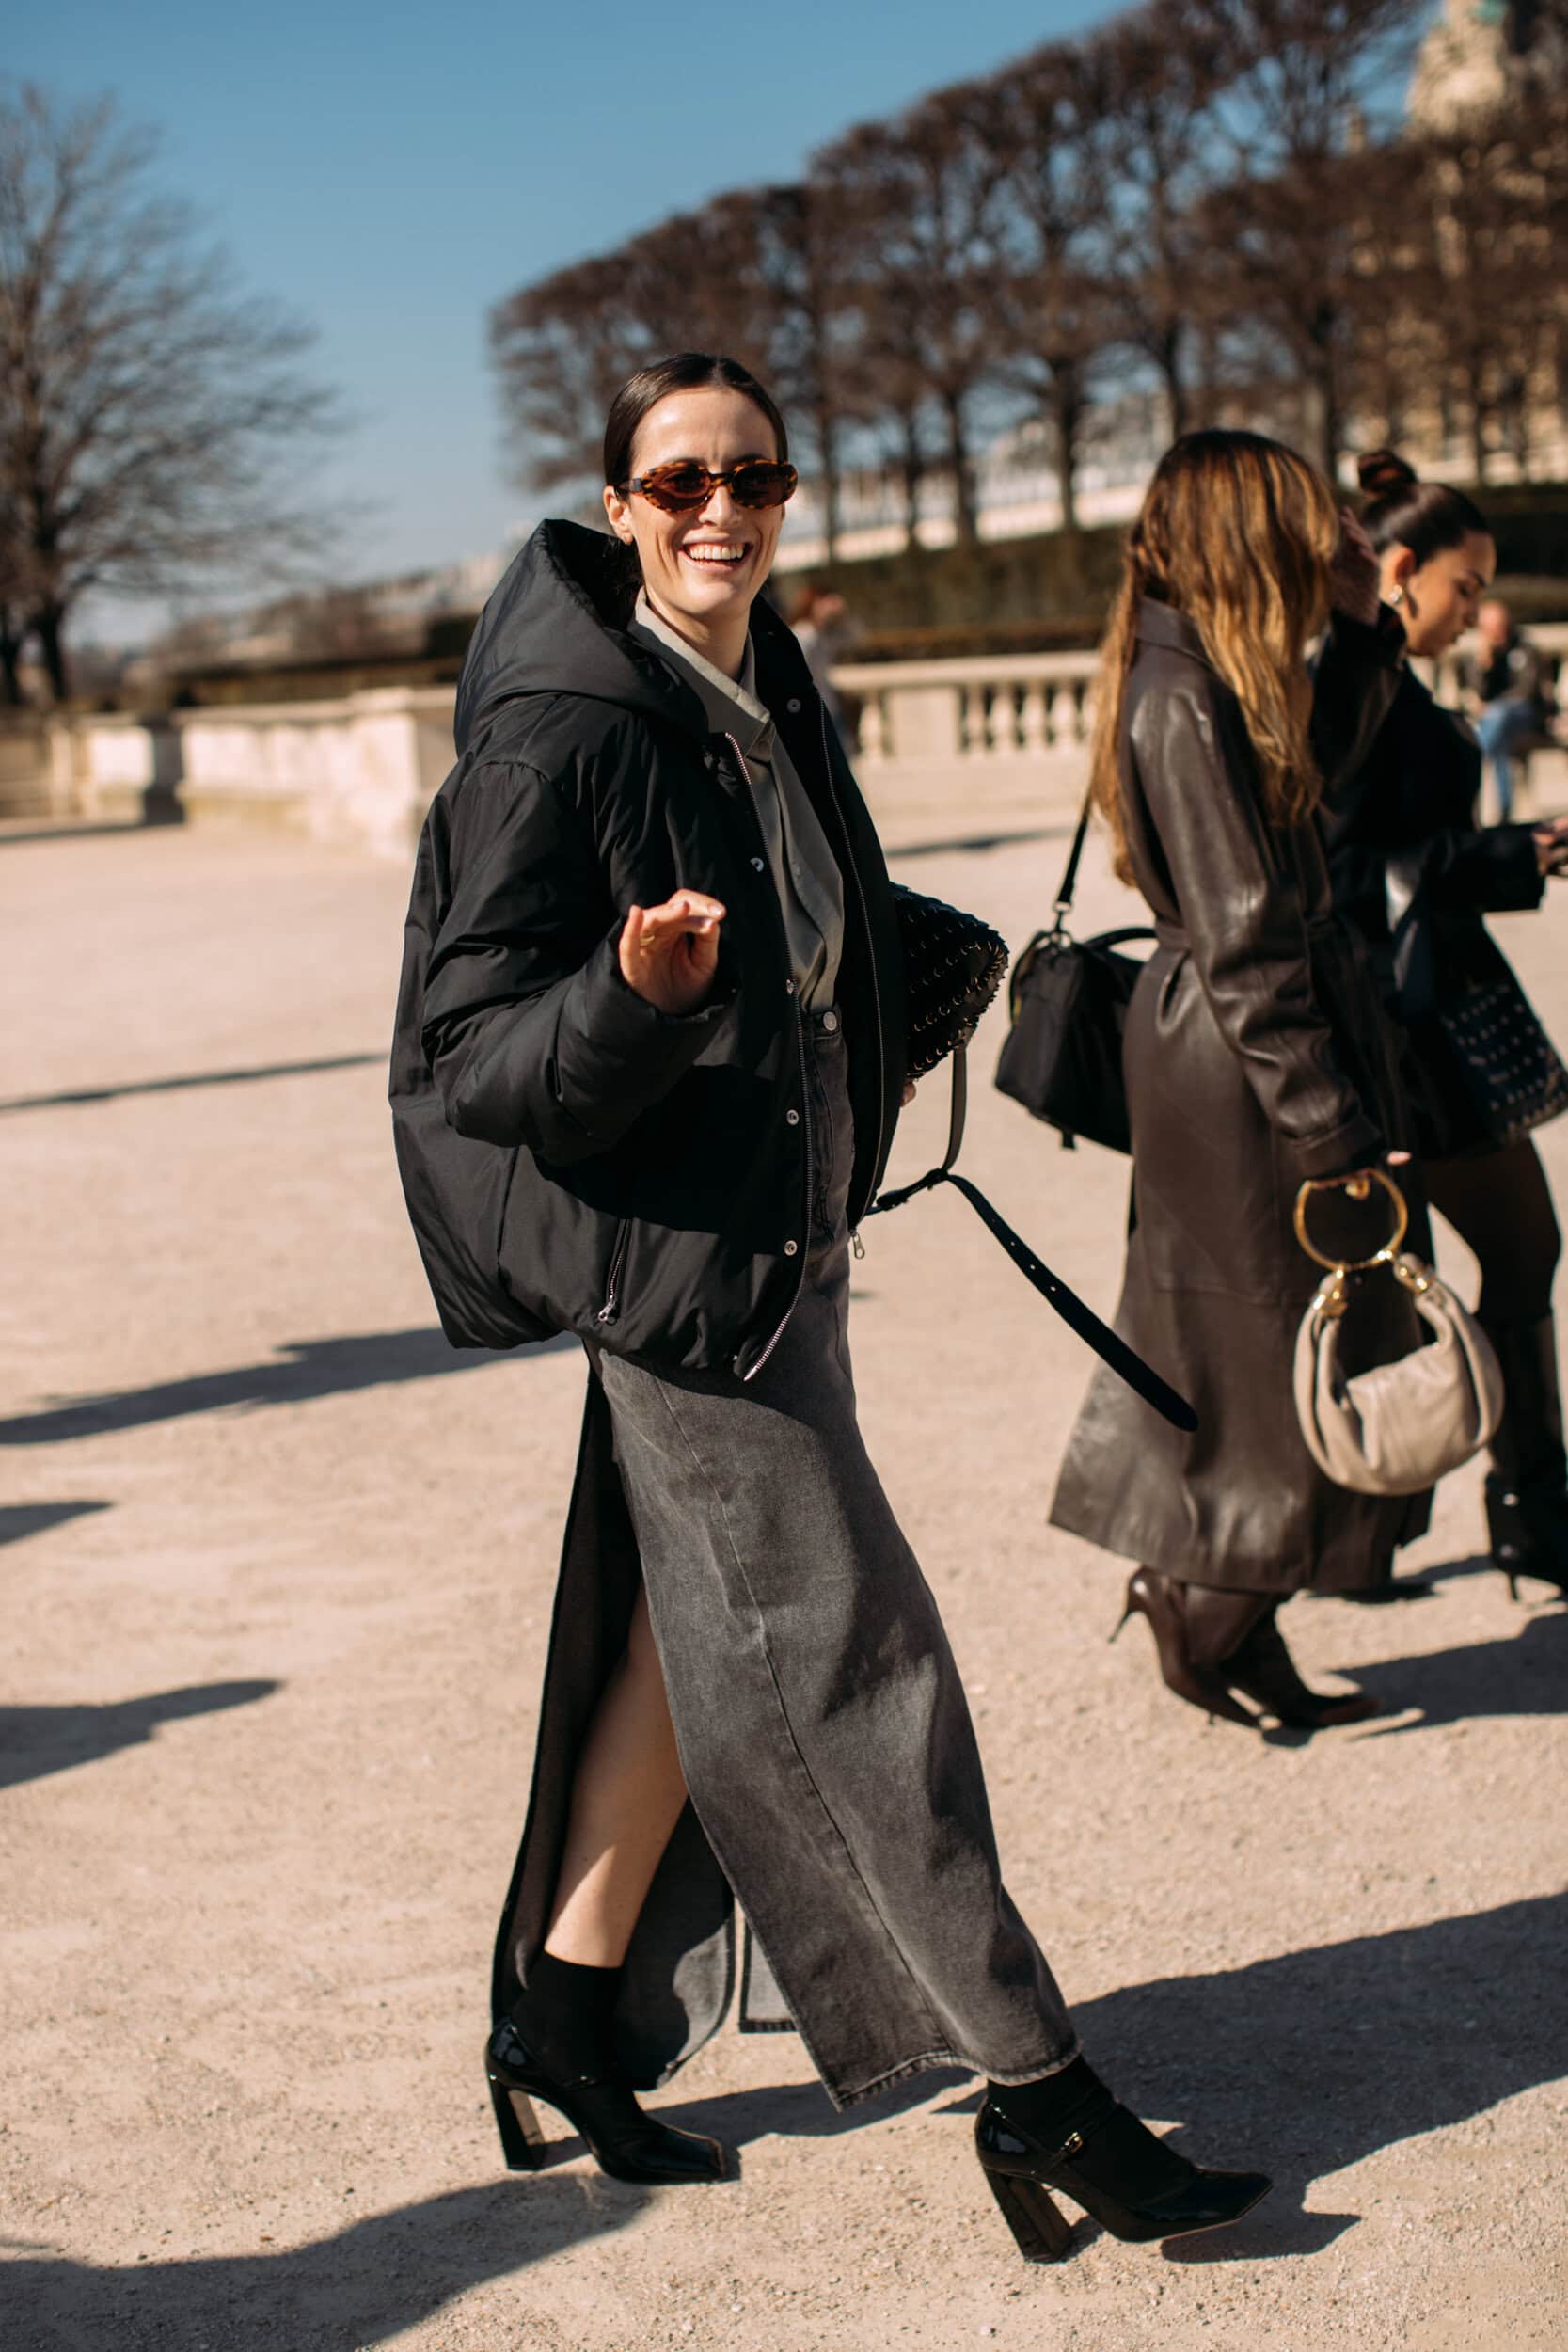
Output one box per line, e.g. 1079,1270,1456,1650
1050,429,1429,1728
392,353,1270,2260
1323,450,1568,1599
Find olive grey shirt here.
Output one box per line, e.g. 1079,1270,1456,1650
630,592,845,1011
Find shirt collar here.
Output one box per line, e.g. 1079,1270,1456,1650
630,592,774,758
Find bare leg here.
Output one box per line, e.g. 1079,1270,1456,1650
544,1583,689,1967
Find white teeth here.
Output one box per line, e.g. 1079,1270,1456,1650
684,547,745,564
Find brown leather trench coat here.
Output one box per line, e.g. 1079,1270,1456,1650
1050,601,1431,1593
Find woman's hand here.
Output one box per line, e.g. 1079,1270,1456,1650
1533,817,1568,878
618,890,726,1016
1329,509,1383,628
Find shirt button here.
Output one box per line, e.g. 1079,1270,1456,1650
821,1009,840,1034
786,1108,800,1126
784,1239,799,1256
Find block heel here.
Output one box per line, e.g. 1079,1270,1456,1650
487,2071,546,2172
982,2167,1074,2262
483,2020,728,2185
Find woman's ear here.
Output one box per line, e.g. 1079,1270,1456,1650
603,483,635,546
1383,541,1418,597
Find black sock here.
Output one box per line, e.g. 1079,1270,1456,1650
987,2058,1190,2202
511,1950,622,2080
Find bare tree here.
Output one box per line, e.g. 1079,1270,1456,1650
1193,0,1429,473
983,44,1117,535
0,82,347,699
815,87,1004,545
490,250,645,495
1410,94,1568,481
1089,1,1229,440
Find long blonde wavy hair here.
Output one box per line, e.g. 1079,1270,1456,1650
1091,430,1341,883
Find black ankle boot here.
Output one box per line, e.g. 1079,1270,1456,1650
975,2059,1271,2262
485,1954,727,2185
1481,1316,1568,1598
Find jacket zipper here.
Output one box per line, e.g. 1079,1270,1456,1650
596,1220,630,1327
719,727,813,1385
815,698,888,1251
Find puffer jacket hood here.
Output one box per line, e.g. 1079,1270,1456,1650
455,519,698,755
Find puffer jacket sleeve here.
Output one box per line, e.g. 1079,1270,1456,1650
1131,677,1384,1177
420,759,734,1161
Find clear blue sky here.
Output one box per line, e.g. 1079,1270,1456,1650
10,0,1126,639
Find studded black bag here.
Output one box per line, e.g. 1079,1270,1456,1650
889,883,1009,1080
1433,971,1568,1149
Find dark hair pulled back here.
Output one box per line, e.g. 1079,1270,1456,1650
1356,449,1489,564
603,352,788,486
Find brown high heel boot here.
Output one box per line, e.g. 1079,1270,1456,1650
1110,1571,1259,1727
1223,1604,1379,1729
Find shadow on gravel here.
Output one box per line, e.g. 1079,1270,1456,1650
0,818,157,849
0,1051,384,1114
0,1327,574,1446
1341,1596,1568,1736
888,826,1059,862
648,2062,971,2156
1,2178,644,2349
918,1886,1568,2265
0,1680,280,1791
0,1500,111,1546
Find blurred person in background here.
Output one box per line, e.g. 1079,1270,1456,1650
789,580,861,729
1051,431,1428,1730
392,353,1270,2264
1323,454,1568,1601
1457,596,1553,822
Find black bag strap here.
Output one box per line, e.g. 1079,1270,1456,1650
1050,782,1097,928
867,1042,1197,1434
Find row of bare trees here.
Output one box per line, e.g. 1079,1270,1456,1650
491,0,1568,559
0,81,342,701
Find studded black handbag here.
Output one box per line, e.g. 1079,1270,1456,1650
889,882,1009,1080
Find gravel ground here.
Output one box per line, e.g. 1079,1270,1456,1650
2,815,1564,2352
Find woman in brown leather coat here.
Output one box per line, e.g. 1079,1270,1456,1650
1050,431,1427,1728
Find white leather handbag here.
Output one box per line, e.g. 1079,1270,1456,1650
1292,1169,1504,1497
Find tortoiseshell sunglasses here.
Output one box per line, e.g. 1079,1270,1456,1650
621,459,798,513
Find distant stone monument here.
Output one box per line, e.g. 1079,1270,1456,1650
1409,0,1568,132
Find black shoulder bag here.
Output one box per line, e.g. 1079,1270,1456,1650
879,882,1195,1432
993,788,1154,1153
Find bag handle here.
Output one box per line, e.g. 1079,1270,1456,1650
868,1043,1197,1433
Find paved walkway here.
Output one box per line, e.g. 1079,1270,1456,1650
3,816,1565,2352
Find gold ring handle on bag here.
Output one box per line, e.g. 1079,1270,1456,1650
1292,1167,1409,1273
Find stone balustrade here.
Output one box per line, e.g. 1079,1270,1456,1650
28,622,1568,857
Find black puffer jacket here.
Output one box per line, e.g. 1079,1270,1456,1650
389,520,907,1378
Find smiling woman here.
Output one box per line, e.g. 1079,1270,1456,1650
390,349,1271,2266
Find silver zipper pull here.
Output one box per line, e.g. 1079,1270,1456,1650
850,1230,865,1261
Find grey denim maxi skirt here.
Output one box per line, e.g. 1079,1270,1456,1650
491,1013,1078,2109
